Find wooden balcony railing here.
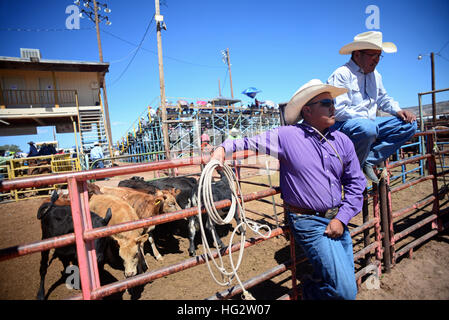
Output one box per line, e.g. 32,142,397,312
0,89,78,108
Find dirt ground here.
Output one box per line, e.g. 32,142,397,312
1,157,448,300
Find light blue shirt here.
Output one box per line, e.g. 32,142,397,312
327,59,401,121
90,146,104,160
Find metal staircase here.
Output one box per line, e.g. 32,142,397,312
77,106,111,166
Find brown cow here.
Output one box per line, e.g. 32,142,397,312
89,193,149,277
40,183,102,207
99,186,170,260
102,185,181,214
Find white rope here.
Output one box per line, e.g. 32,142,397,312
197,159,271,300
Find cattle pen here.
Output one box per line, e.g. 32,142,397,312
0,129,449,300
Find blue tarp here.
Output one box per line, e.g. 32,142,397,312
242,87,261,99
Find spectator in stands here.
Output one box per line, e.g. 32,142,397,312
37,143,57,156
201,133,212,155
140,116,149,130
227,127,241,140
327,31,417,183
127,132,135,144
90,142,104,169
149,106,157,120
226,127,242,177
201,133,210,144
27,141,39,157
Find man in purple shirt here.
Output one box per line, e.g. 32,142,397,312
211,79,366,299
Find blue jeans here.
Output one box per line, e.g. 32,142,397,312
332,117,417,166
92,160,104,169
287,213,357,300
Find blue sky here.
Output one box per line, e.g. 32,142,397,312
1,0,449,152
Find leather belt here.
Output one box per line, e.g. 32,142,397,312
284,203,339,220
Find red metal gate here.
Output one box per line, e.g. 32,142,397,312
1,130,448,300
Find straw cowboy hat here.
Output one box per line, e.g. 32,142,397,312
284,79,347,125
339,31,397,55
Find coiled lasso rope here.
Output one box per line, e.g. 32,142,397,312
197,159,272,300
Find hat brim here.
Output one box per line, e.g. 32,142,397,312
284,84,347,125
339,41,397,55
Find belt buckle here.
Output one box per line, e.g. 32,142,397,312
324,207,339,220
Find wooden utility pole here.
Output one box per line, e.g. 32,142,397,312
93,1,104,62
430,52,436,125
226,48,234,99
92,0,113,158
155,0,171,164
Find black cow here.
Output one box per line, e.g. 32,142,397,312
189,169,243,256
146,173,242,257
36,191,112,300
118,176,198,254
119,175,241,257
118,176,158,194
144,176,198,209
130,176,204,256
119,176,197,209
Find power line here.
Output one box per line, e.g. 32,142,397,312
109,15,156,86
102,29,225,69
437,40,449,54
437,54,449,63
221,67,228,94
1,26,225,70
0,27,95,32
108,46,140,64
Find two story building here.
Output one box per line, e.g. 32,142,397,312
0,48,111,157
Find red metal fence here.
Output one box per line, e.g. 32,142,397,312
0,130,448,300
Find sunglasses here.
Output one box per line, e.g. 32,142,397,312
305,98,335,108
361,51,383,60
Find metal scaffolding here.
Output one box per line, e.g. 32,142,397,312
118,103,281,163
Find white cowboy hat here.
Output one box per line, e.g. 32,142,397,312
284,79,347,125
229,127,239,135
339,31,397,55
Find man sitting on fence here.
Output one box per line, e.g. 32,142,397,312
27,141,39,157
211,79,366,299
327,31,417,183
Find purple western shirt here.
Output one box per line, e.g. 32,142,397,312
221,123,366,225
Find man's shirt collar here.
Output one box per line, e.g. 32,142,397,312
298,122,335,141
347,58,364,74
